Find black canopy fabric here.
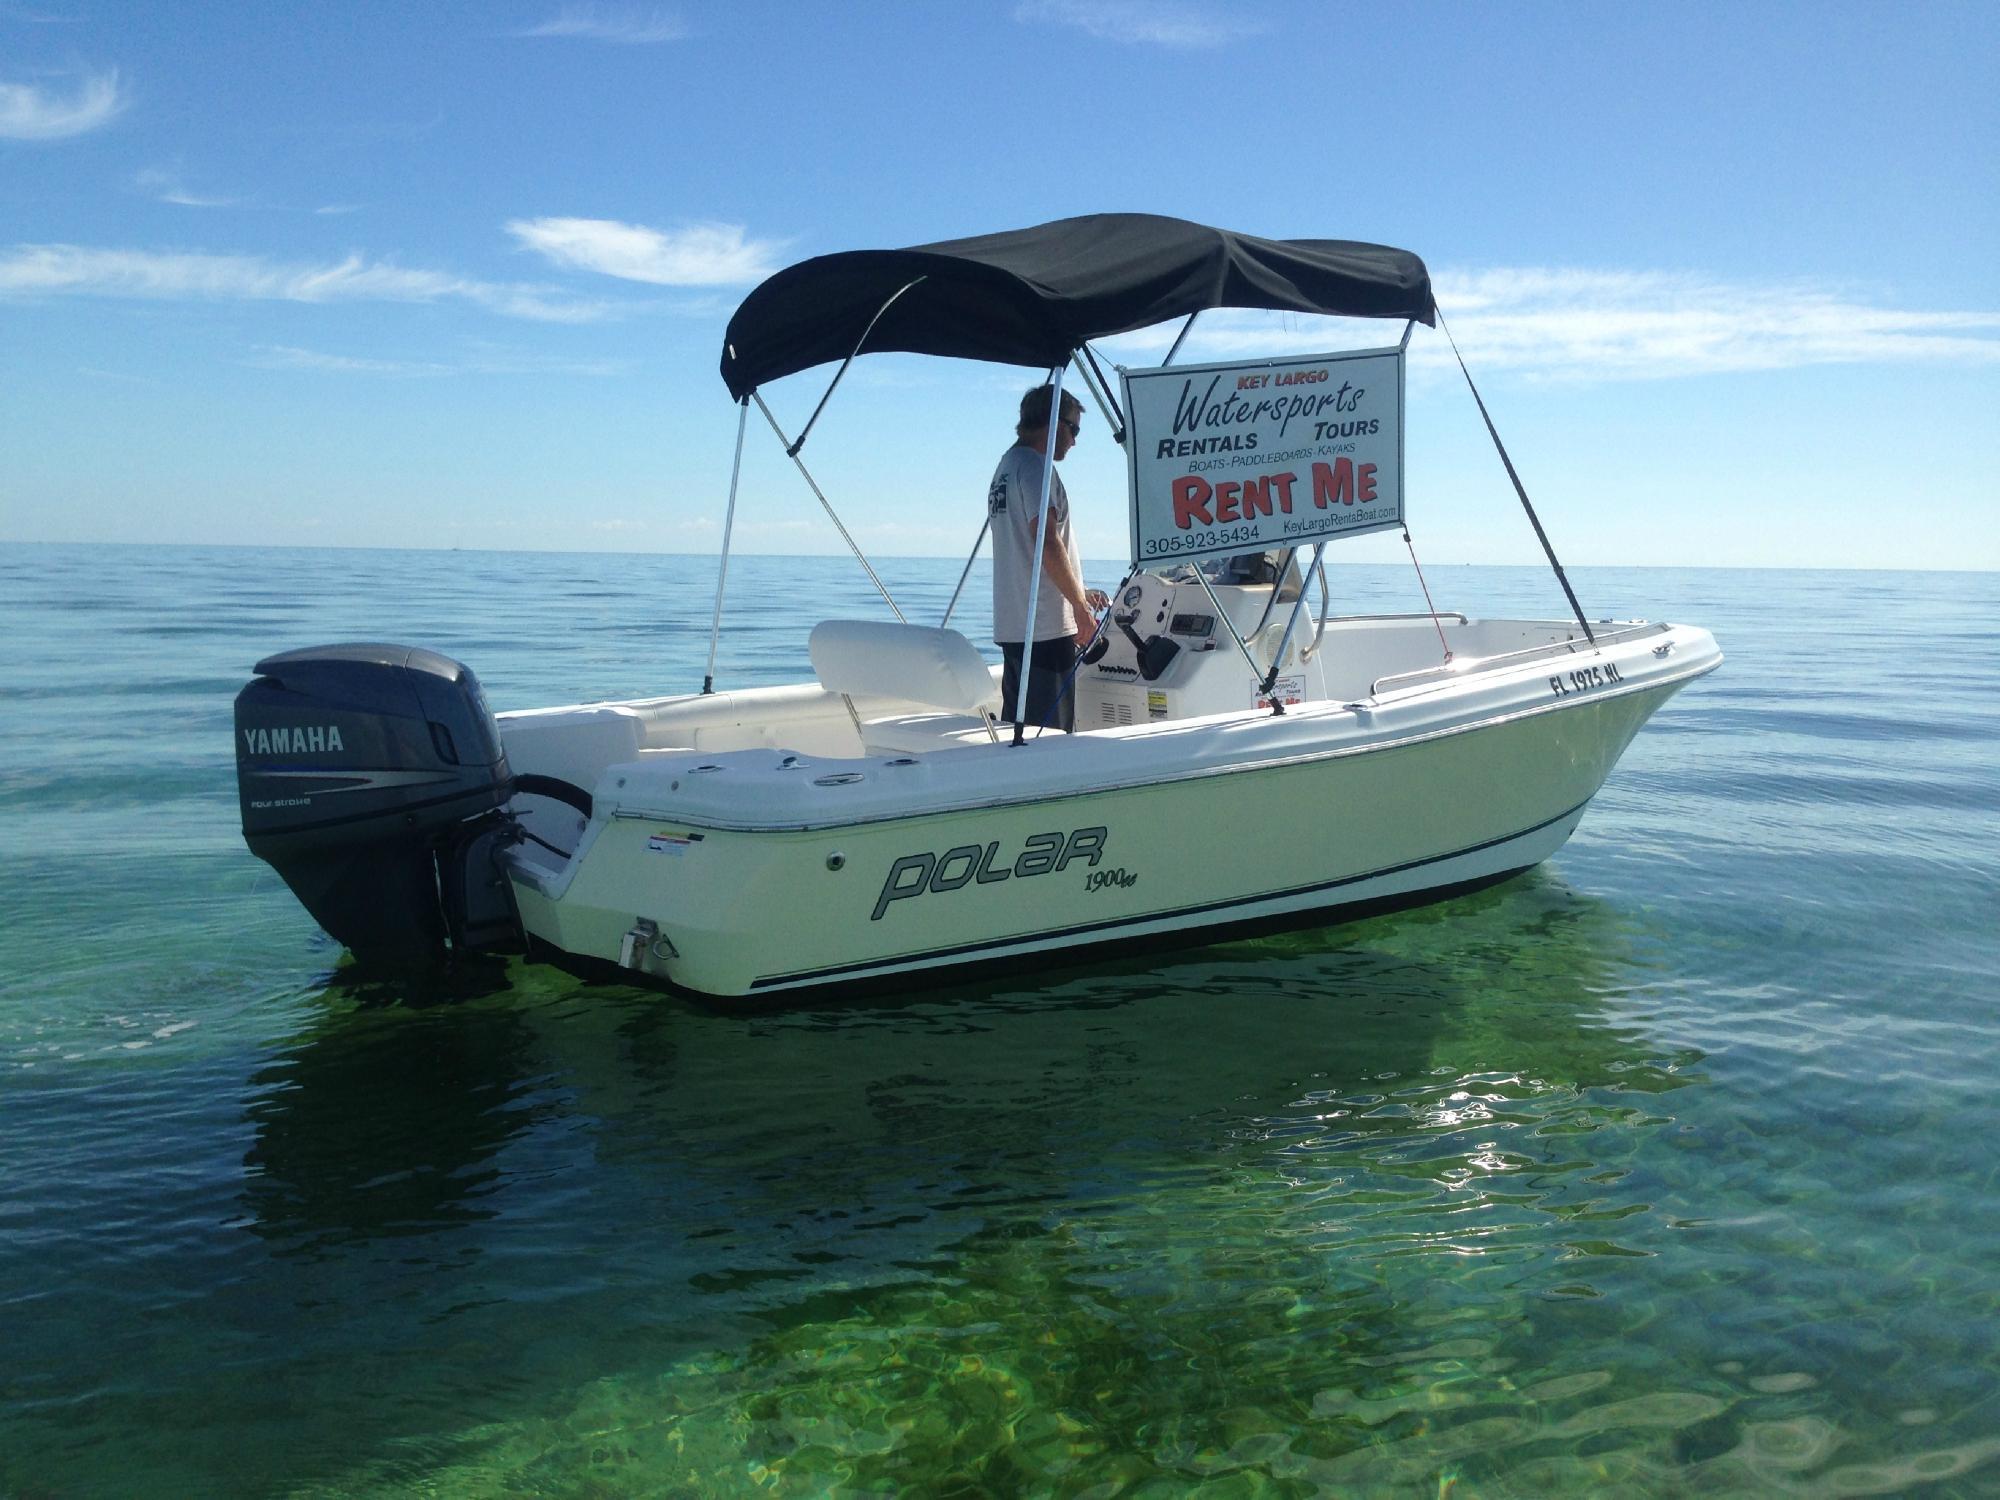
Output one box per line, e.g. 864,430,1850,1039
719,213,1433,399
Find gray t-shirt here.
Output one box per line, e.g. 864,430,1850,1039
988,442,1078,643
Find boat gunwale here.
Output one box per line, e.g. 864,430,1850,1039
572,645,1721,838
1367,620,1671,697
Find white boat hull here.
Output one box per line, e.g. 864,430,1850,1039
500,619,1717,999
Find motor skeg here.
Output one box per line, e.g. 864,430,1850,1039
234,643,523,973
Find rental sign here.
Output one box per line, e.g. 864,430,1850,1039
1121,346,1405,564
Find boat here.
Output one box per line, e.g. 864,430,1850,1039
233,214,1722,1000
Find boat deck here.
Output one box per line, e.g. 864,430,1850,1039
494,614,1700,851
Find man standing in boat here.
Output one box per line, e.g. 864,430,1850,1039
989,384,1109,732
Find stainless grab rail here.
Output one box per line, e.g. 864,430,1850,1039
1325,611,1470,628
1368,621,1666,697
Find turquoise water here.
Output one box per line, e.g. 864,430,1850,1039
3,544,1997,1497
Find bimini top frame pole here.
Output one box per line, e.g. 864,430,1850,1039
947,342,1120,634
750,392,906,624
782,276,927,458
1011,360,1067,745
1072,344,1126,446
946,345,1119,636
940,516,989,629
1258,540,1328,715
1435,309,1595,645
702,395,750,693
714,276,940,630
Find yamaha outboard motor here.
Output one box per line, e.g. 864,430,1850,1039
235,644,525,974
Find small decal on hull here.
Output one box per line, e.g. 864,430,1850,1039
647,831,705,856
1255,675,1305,709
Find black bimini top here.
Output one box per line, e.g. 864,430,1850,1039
719,213,1434,399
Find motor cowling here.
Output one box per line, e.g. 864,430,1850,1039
235,643,524,973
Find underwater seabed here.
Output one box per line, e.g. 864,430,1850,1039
17,873,1978,1498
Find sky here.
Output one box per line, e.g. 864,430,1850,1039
2,0,1996,570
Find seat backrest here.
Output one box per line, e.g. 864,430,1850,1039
808,620,1000,715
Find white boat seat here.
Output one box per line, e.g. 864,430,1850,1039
808,620,1002,716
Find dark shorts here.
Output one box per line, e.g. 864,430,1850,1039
998,637,1078,733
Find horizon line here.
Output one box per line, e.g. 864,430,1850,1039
0,537,1992,575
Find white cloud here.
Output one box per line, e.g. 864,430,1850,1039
0,67,125,139
514,4,686,43
252,346,456,378
1013,0,1263,48
1094,268,2000,379
507,216,781,286
1431,268,2000,377
0,244,609,322
251,343,631,377
135,166,236,209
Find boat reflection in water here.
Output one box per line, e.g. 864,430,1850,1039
228,870,1722,1492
